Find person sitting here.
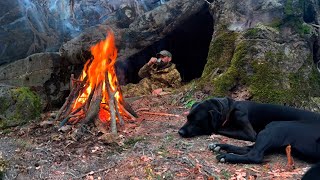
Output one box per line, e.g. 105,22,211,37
122,50,181,97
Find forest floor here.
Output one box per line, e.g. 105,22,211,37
0,91,312,180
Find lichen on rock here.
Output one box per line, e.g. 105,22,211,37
0,86,41,129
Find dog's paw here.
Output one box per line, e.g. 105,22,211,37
208,143,221,152
216,154,226,163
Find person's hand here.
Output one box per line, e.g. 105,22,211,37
147,57,157,65
152,88,163,96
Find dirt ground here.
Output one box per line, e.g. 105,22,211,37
0,92,313,180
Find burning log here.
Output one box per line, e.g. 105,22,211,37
55,30,136,136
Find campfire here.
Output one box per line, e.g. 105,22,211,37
56,30,135,135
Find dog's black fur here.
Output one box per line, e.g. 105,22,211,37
179,97,320,164
179,97,320,141
302,162,320,180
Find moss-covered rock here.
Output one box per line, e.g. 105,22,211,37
198,22,320,107
0,86,41,129
200,31,238,85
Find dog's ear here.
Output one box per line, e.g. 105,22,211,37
208,109,222,130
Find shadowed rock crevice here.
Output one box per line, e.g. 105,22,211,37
117,8,213,84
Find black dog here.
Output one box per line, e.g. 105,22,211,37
178,97,320,141
302,162,320,180
178,97,320,164
209,119,320,164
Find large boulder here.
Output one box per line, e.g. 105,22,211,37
0,85,41,129
0,52,71,108
0,0,169,65
200,0,320,108
59,0,206,64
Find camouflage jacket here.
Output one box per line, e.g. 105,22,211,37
138,62,181,88
122,62,181,97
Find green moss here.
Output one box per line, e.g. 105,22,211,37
202,31,238,78
249,61,288,104
244,28,259,38
284,0,294,16
209,39,319,105
0,87,41,129
212,42,248,96
250,53,320,105
298,23,312,35
11,87,41,121
268,18,282,30
289,56,320,101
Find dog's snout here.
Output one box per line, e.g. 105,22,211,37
178,128,187,137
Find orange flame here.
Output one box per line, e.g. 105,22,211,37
71,30,128,123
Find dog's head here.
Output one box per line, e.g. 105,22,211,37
178,98,232,138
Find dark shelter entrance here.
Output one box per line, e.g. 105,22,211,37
116,7,214,85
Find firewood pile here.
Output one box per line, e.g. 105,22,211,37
55,30,136,138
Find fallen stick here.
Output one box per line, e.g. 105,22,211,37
139,111,180,117
106,76,117,134
118,103,137,120
76,163,116,179
136,108,150,112
114,99,124,126
82,83,102,124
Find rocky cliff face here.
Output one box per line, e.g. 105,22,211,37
0,0,167,65
201,0,320,109
0,0,205,108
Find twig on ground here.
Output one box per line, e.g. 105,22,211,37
139,111,180,117
135,108,150,112
76,163,116,179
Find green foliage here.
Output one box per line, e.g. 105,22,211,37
184,99,197,108
285,16,311,35
221,169,231,179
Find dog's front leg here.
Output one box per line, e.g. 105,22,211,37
208,143,253,155
234,111,257,141
216,127,283,164
217,128,255,141
216,150,263,164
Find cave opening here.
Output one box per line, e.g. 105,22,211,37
117,7,213,85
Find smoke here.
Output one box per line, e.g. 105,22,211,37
16,0,172,39
47,0,80,37
17,0,45,33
